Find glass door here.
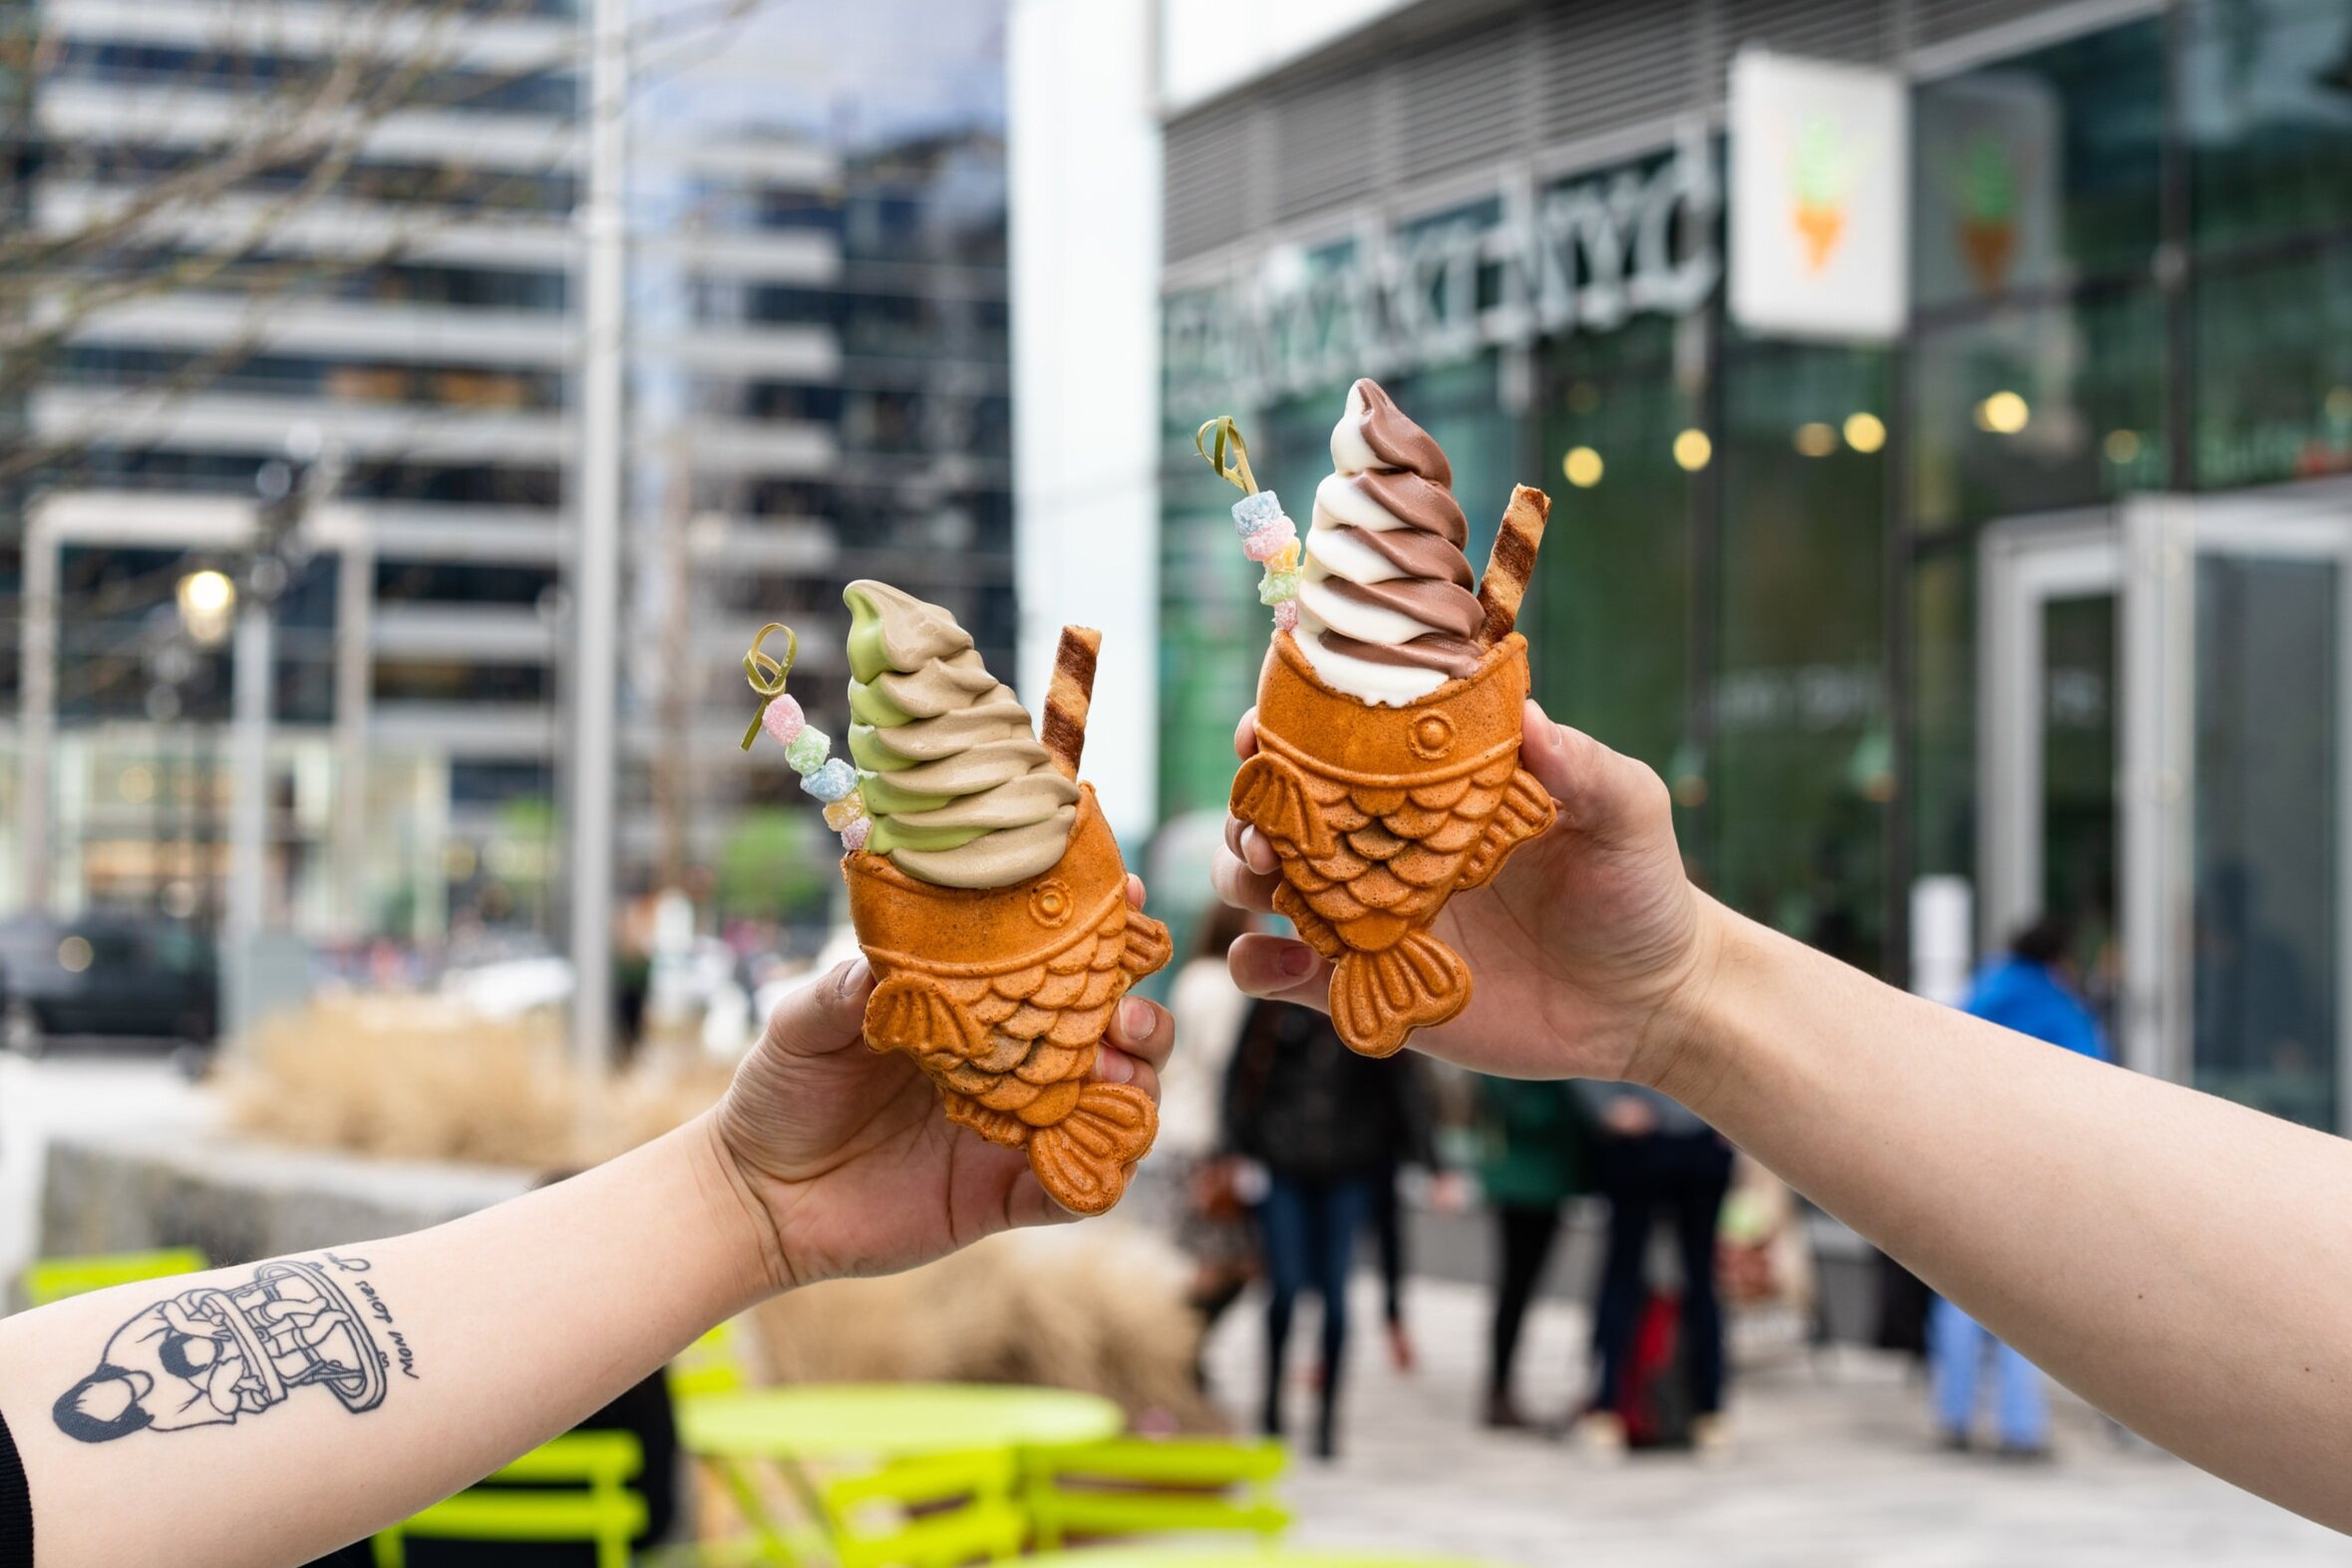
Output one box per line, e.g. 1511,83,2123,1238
1981,483,2352,1131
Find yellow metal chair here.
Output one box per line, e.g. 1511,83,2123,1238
670,1319,752,1402
1024,1436,1291,1550
822,1447,1025,1568
22,1246,209,1307
372,1430,649,1568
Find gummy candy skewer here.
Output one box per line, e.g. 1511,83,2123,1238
739,620,869,850
1194,415,1300,632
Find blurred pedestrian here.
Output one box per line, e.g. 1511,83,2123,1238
1164,906,1261,1343
1366,1053,1450,1376
1474,1077,1595,1428
1932,916,2108,1458
1222,998,1435,1459
1573,1083,1733,1456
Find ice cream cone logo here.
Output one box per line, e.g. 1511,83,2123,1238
1789,115,1853,274
1954,134,2020,293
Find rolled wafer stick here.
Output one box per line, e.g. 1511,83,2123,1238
1040,624,1100,781
1476,483,1551,647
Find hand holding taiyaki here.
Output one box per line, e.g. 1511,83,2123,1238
1214,379,1557,1059
745,582,1172,1217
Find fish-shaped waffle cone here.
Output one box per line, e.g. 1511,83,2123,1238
845,784,1172,1215
1231,628,1555,1058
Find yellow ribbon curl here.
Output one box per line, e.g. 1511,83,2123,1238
1194,416,1259,496
739,621,799,752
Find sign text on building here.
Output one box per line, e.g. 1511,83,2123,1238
1165,133,1719,407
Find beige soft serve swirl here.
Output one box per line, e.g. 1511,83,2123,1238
846,579,1079,888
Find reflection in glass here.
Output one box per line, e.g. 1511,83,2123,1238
2192,553,2341,1130
1912,289,2167,533
1713,341,1889,968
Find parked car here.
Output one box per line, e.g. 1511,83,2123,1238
0,914,218,1056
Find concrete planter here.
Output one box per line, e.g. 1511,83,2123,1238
39,1130,533,1273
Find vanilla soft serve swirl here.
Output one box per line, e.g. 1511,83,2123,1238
845,580,1079,888
1295,379,1487,706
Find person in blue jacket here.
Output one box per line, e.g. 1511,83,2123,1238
1933,916,2108,1457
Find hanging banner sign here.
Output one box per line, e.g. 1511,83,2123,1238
1729,49,1908,341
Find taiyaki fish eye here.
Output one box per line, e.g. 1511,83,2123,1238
1410,712,1456,760
1029,879,1074,928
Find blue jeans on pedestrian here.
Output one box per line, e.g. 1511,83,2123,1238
1258,1172,1375,1448
1930,1294,2047,1447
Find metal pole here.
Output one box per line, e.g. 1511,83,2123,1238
567,0,627,1076
16,515,55,913
332,532,373,937
225,597,272,1032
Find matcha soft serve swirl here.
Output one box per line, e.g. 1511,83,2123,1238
844,580,1081,888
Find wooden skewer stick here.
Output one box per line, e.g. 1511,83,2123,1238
1041,625,1101,781
1476,484,1551,647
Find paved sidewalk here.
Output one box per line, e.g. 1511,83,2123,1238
1201,1274,2350,1566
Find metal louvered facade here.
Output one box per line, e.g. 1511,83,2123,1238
1164,0,2159,266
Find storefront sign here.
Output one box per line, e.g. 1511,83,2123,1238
1729,50,1908,341
1164,134,1719,407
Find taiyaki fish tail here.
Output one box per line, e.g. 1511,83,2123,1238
1330,929,1470,1059
1028,1080,1157,1215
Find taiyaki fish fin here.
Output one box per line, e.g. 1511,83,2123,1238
1329,929,1470,1059
1027,1080,1158,1216
1122,909,1174,978
1456,767,1555,891
1232,753,1334,858
1271,882,1347,962
865,973,983,1061
943,1091,1030,1150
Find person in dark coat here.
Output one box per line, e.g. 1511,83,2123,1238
1474,1077,1596,1428
1222,997,1435,1459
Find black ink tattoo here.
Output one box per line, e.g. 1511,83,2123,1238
53,1256,397,1443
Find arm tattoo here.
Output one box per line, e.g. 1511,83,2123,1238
51,1252,412,1444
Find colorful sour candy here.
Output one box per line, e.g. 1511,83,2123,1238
840,814,872,852
1258,569,1300,606
1231,489,1285,538
823,794,866,831
784,727,831,776
802,757,858,802
760,692,805,748
1272,598,1301,633
1241,517,1298,562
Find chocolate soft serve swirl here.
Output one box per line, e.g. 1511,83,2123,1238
844,580,1080,888
1296,379,1488,706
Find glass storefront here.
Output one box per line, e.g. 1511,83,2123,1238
1161,0,2352,1132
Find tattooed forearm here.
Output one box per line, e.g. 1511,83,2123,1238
51,1254,406,1443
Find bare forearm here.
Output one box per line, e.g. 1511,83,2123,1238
1654,901,2352,1528
1,1114,773,1568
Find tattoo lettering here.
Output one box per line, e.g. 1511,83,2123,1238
52,1256,395,1444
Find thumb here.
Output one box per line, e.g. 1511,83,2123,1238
761,956,875,1059
1520,700,1666,847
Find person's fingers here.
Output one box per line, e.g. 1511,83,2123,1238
1520,699,1667,846
1108,996,1174,1074
1232,706,1260,761
1126,871,1147,909
1094,1046,1162,1105
1210,843,1282,913
761,957,874,1058
1221,813,1278,875
1227,933,1332,1011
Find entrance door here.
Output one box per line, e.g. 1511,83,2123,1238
1979,484,2352,1133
